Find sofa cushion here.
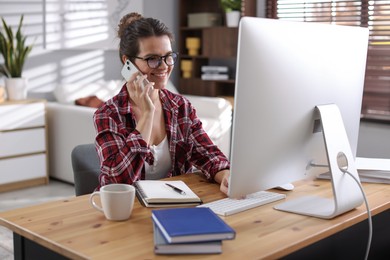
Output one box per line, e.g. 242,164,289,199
75,95,104,108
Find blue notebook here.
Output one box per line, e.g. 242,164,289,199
153,222,222,254
151,207,236,243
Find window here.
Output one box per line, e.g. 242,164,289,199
0,0,45,52
267,0,390,122
0,0,144,51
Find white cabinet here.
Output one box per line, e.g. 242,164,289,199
0,100,48,192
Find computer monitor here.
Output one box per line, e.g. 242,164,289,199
229,17,369,219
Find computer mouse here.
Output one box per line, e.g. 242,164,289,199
275,183,295,191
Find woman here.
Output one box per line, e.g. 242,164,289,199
94,13,230,194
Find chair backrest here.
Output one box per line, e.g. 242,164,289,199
71,143,100,196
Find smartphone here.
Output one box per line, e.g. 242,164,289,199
121,59,149,89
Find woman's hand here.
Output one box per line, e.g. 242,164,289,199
214,170,230,195
126,73,156,144
126,73,155,113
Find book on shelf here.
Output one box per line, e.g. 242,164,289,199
134,180,202,207
151,207,236,243
201,73,229,80
201,65,229,74
317,157,390,184
153,222,222,255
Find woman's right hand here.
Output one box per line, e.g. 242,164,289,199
126,73,155,144
126,73,155,113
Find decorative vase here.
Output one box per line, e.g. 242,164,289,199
181,60,193,78
186,37,201,56
225,11,240,27
5,77,28,101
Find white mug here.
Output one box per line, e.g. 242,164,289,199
89,184,135,221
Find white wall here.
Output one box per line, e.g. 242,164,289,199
358,121,390,159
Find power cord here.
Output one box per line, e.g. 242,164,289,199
341,168,372,260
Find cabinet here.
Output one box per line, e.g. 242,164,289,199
0,99,49,192
178,0,256,98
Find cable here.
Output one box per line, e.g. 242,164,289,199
341,168,372,260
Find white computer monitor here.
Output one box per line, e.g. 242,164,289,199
229,17,369,219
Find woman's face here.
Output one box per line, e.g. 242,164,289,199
135,35,174,90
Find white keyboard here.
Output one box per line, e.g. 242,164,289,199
198,191,286,216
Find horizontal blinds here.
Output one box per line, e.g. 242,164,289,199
0,0,45,52
267,0,390,122
363,2,390,120
45,0,111,49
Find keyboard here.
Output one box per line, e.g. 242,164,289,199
198,191,286,216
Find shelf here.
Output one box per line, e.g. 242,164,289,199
178,78,235,97
178,0,256,97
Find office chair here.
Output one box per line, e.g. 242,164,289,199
71,143,100,196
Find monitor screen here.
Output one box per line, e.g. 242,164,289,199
228,17,369,202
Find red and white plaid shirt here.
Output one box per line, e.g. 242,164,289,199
93,85,230,188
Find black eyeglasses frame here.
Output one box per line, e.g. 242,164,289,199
131,52,179,69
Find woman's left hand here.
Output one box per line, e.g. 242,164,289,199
214,170,230,195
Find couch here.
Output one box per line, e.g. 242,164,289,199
46,80,232,184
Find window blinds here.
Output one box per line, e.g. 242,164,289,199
267,0,390,122
0,0,45,51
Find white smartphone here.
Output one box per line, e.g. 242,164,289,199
121,59,149,89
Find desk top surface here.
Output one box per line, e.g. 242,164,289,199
1,173,389,260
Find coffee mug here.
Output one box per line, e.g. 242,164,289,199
89,184,135,221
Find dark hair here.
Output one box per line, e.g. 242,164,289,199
117,12,174,63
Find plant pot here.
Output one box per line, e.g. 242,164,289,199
5,78,28,100
0,86,5,103
226,11,240,27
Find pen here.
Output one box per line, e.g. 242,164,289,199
165,183,186,195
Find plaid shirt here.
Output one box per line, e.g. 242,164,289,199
94,85,230,187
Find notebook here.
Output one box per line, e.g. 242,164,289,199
151,207,236,243
134,180,202,207
153,222,222,254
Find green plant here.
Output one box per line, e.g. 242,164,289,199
0,15,33,78
220,0,241,12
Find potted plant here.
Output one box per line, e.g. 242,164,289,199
220,0,241,27
0,15,33,100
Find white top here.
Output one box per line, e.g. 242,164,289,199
145,136,172,180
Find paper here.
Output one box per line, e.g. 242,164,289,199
317,157,390,184
356,157,390,171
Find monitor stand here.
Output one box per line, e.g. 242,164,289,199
274,104,363,219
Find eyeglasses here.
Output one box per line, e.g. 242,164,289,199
132,52,178,69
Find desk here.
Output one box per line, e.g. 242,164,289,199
0,173,389,259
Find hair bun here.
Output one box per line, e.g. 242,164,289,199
117,12,143,38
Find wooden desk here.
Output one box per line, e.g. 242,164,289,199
0,173,389,260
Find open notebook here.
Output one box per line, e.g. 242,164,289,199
134,180,202,207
